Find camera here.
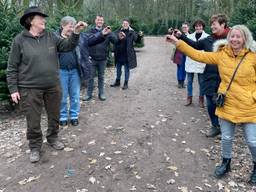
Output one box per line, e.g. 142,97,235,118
106,26,111,29
168,27,178,35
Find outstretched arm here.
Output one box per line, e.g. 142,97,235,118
176,40,219,65
166,34,219,65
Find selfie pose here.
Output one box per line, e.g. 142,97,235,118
166,25,256,184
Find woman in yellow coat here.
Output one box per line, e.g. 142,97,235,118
166,25,256,184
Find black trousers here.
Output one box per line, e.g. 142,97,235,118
19,85,61,150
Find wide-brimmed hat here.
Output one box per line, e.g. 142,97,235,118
20,6,48,26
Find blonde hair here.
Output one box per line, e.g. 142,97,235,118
227,25,254,50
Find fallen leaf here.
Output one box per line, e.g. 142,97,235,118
167,179,175,184
88,140,96,145
217,182,224,190
228,180,237,187
146,183,156,189
64,147,74,152
167,166,178,171
89,176,96,184
111,141,117,145
89,159,97,164
204,183,212,187
99,152,105,156
105,165,111,170
178,186,188,192
18,175,41,185
195,186,203,191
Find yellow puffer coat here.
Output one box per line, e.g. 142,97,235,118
176,40,256,123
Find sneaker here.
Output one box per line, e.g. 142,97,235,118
48,140,65,150
59,120,68,127
99,94,106,101
82,95,92,101
30,150,40,163
71,119,79,126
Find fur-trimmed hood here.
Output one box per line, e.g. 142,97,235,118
213,39,256,53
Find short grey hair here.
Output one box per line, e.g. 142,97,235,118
60,16,76,27
227,25,253,50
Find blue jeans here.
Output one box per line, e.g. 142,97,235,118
87,59,106,96
59,69,81,121
116,62,130,82
186,73,204,96
220,118,256,161
206,95,219,127
177,55,186,81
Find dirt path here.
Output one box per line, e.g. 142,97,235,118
0,37,255,192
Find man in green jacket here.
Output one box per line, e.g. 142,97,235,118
7,6,86,163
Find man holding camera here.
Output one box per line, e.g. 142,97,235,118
83,15,117,101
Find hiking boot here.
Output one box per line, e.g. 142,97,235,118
184,96,192,106
110,79,120,87
214,158,231,178
82,95,92,101
181,81,186,88
122,81,128,90
199,96,204,108
206,125,221,137
249,162,256,185
177,81,182,88
99,94,106,101
30,150,40,163
48,140,64,150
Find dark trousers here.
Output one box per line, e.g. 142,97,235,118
19,85,61,151
206,95,220,127
116,62,130,82
177,55,186,81
87,59,106,96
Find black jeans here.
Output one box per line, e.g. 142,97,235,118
19,85,61,150
205,95,220,127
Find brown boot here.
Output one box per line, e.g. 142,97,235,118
199,96,204,108
184,96,192,106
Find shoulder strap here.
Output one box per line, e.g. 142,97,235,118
224,52,249,94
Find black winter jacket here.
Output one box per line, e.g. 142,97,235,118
88,27,117,61
114,28,142,69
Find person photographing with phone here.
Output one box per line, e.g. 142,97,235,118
84,15,117,101
111,19,143,90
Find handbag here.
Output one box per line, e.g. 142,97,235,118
213,52,248,107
